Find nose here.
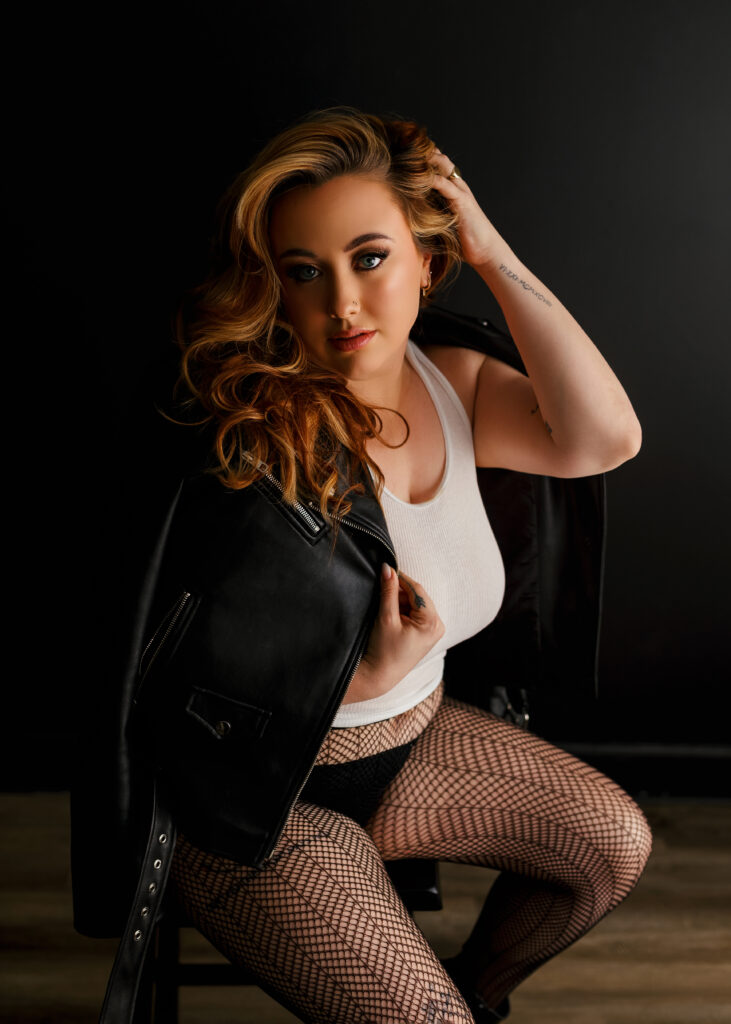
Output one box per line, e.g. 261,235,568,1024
328,274,360,320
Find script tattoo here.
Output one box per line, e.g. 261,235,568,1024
499,263,553,306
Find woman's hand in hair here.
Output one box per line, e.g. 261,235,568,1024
340,566,445,705
429,147,503,270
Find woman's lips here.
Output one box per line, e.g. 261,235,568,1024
329,330,376,352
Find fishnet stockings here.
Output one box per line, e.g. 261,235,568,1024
315,682,444,765
368,697,653,1010
171,696,652,1023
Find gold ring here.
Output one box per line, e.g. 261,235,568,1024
447,165,462,181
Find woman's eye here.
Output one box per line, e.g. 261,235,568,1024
356,251,388,271
287,264,320,283
285,251,388,283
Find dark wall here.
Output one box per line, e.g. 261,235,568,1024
6,1,730,789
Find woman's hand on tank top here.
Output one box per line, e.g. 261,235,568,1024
340,566,445,705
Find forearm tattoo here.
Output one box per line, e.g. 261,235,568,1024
531,403,553,436
499,263,553,307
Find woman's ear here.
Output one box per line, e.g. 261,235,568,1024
420,252,432,289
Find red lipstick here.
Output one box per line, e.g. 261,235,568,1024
329,329,376,352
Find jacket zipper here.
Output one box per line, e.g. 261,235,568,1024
138,591,192,681
244,451,396,553
244,453,322,534
327,509,396,562
268,507,394,846
276,514,397,841
243,453,396,864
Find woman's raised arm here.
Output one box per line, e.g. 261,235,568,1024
429,150,642,478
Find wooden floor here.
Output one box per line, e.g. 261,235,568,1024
1,793,730,1023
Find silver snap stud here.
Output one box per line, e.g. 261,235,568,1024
140,906,150,917
158,834,168,844
133,929,143,941
148,882,157,895
153,858,162,869
215,720,231,737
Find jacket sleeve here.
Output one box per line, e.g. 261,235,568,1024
70,478,184,938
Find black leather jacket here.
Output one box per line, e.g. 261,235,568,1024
71,306,606,939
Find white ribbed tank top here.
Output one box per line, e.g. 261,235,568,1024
332,340,505,728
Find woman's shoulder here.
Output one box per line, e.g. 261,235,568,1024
417,342,486,426
412,305,522,426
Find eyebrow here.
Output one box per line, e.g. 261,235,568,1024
278,233,395,261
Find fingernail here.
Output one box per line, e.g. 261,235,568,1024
382,562,392,581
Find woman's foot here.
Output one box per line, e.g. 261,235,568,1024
440,955,510,1022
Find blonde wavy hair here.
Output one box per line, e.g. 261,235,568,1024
177,106,462,517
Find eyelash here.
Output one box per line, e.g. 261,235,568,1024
286,249,390,284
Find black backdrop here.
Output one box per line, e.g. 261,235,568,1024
5,0,730,791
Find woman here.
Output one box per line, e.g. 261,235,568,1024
95,108,652,1023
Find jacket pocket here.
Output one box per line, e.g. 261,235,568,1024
137,590,199,694
186,686,271,742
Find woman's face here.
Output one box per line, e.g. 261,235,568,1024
269,174,431,390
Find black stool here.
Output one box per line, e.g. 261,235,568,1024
147,858,443,1022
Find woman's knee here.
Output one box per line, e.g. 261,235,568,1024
607,792,653,892
567,784,653,916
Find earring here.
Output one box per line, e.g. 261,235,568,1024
421,270,433,298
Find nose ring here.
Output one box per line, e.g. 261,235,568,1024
330,299,360,319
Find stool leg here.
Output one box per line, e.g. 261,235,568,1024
153,917,180,1023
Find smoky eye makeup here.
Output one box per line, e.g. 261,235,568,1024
285,264,320,283
354,248,390,270
283,248,391,284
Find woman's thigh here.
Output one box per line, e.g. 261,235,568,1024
367,696,652,903
172,800,473,1024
